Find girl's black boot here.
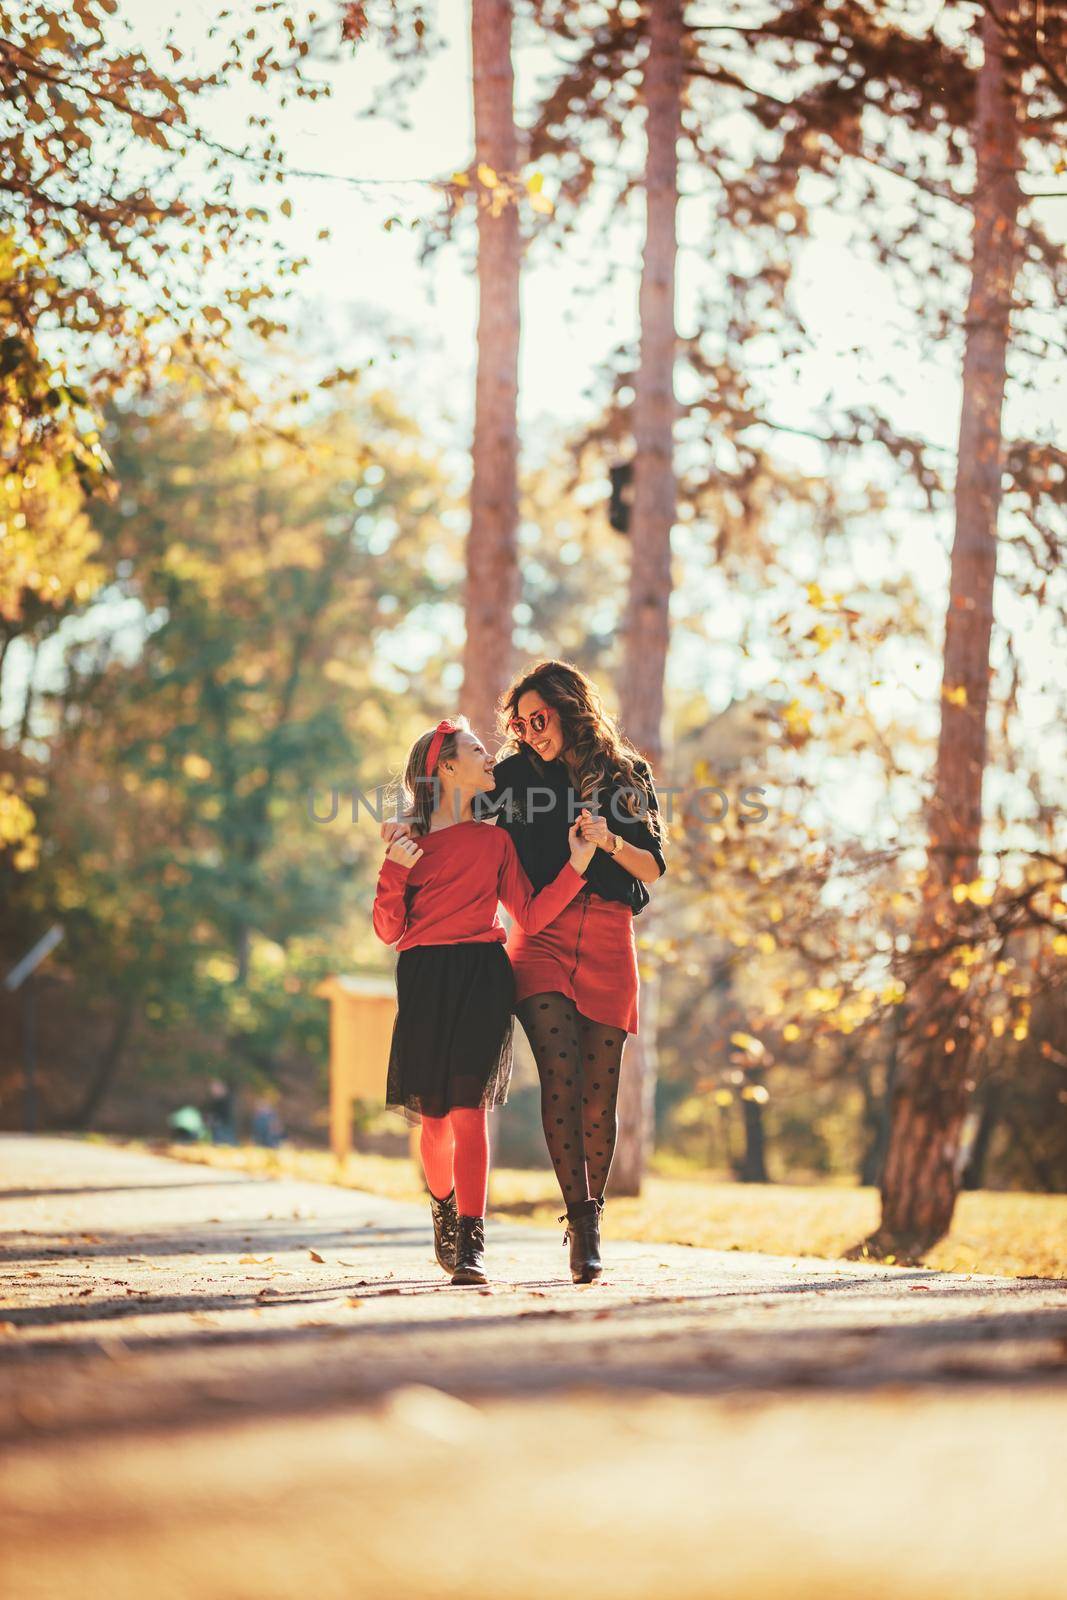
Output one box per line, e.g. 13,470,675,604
451,1214,488,1286
561,1197,603,1284
429,1188,458,1274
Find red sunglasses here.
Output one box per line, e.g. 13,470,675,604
507,708,550,740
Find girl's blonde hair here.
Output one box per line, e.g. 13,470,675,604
398,714,470,837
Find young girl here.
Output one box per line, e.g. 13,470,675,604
372,716,596,1286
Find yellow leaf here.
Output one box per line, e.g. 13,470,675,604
782,1023,800,1042
943,684,968,707
477,162,498,188
730,1031,763,1055
451,170,470,186
1052,934,1067,956
953,877,994,906
526,171,544,194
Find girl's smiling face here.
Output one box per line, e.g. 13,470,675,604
513,691,565,763
440,728,497,794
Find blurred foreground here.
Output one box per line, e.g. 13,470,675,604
2,1136,1065,1600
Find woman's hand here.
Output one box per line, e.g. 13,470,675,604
568,816,596,874
381,818,415,845
578,809,616,853
386,836,423,871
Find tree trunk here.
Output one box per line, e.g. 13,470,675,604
739,1069,769,1183
859,1007,901,1186
73,998,137,1128
462,0,520,745
611,0,682,1196
608,963,659,1196
961,1079,1003,1190
873,5,1022,1256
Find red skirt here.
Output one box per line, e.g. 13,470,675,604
506,887,639,1035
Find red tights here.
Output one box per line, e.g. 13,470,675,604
419,1107,489,1218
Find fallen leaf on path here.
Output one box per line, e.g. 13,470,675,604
76,1288,93,1297
0,1322,17,1335
256,1287,282,1299
308,1250,325,1264
346,1296,364,1308
239,1255,273,1265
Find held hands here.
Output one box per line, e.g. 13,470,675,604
386,835,423,871
568,814,596,874
577,809,616,854
381,819,414,845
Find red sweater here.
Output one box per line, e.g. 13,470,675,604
372,819,586,951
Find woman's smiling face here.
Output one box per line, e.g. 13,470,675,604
514,691,565,763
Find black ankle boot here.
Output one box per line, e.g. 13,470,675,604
561,1197,603,1284
429,1188,458,1274
451,1214,488,1286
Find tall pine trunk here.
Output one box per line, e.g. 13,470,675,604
872,5,1022,1255
611,0,682,1196
462,0,520,744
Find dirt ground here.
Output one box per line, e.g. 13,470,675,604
2,1135,1065,1600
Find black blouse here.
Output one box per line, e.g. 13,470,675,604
475,745,667,916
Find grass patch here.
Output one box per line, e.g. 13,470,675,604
119,1137,1066,1280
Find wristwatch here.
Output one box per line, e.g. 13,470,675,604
608,832,623,856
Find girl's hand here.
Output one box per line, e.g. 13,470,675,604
568,816,595,873
381,819,415,845
578,809,615,852
386,836,423,870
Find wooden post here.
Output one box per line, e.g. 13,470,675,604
314,976,398,1162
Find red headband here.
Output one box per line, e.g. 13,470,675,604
424,718,459,778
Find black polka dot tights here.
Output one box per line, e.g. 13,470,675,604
515,991,626,1209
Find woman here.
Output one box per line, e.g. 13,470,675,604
383,662,667,1283
372,715,595,1285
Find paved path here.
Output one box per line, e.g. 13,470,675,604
2,1135,1065,1599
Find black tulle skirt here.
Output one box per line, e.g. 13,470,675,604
386,940,516,1124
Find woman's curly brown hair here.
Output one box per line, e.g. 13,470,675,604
497,660,664,842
